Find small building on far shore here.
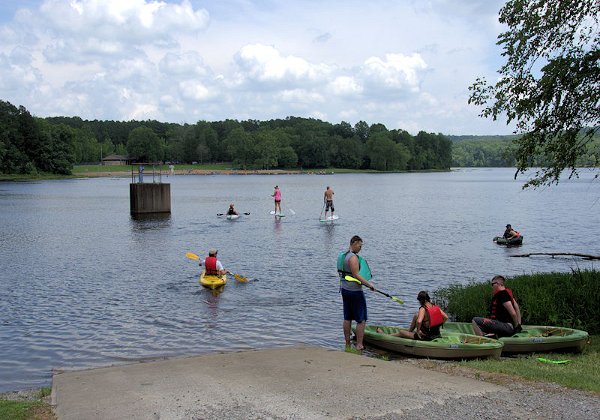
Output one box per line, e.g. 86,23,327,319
102,154,131,166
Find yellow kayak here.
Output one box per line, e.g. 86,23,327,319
199,270,227,289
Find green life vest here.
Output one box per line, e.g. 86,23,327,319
337,251,372,283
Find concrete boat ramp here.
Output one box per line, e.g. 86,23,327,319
50,346,507,419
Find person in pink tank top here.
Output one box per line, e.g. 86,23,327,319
272,185,282,215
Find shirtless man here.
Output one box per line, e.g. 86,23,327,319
324,186,335,219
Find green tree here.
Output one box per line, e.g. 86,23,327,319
127,126,162,162
223,127,255,169
35,122,75,174
469,0,599,188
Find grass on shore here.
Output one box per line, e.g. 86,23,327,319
0,387,54,420
460,335,599,393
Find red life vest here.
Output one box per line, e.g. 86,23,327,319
426,304,445,328
204,256,218,275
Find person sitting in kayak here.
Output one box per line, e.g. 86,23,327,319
199,249,227,276
226,203,239,216
472,275,521,338
503,224,521,240
377,291,448,340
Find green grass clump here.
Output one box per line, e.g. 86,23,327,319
0,387,54,419
434,269,600,334
460,335,600,393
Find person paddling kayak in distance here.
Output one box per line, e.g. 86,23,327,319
323,186,334,219
226,203,239,216
272,185,282,215
199,249,227,276
338,235,375,351
377,291,448,340
503,224,521,240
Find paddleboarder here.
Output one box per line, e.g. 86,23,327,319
272,185,282,215
324,186,335,220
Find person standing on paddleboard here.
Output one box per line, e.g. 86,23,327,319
338,235,375,351
272,185,282,215
324,186,335,219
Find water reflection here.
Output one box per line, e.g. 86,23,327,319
130,213,172,230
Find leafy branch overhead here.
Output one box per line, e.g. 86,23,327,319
469,0,600,188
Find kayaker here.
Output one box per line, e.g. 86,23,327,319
226,203,239,216
323,186,335,219
338,235,375,351
272,185,282,215
376,291,448,340
472,275,522,338
199,249,227,276
503,224,521,240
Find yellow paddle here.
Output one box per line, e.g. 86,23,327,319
345,275,404,304
185,252,248,282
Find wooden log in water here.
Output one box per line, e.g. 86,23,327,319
510,252,600,260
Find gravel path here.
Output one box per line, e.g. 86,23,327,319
383,359,600,419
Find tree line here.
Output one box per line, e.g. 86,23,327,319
0,99,452,175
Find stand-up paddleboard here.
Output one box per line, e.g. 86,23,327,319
320,215,339,222
270,211,285,217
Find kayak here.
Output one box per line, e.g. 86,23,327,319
493,236,523,246
199,270,227,289
226,214,240,220
442,322,589,354
355,324,503,359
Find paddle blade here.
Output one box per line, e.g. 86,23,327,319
234,273,248,283
186,252,200,260
288,208,296,215
391,296,404,304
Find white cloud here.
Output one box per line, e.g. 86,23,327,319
233,43,332,88
362,53,427,93
328,76,363,97
0,0,515,134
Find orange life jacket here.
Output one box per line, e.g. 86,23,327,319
426,304,445,328
204,256,218,275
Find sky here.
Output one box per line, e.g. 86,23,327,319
0,0,515,135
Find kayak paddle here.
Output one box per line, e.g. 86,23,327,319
186,252,200,260
345,276,404,304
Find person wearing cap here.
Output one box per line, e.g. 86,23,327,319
272,185,282,215
503,224,521,240
226,203,239,216
199,249,227,276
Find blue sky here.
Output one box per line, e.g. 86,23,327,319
0,0,513,135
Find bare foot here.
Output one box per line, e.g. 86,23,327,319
355,344,364,351
376,327,384,333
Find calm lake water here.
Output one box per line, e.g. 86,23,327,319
1,168,599,392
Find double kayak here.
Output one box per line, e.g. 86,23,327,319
356,325,503,359
199,270,227,289
493,236,523,246
442,322,588,354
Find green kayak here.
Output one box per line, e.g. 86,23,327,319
442,322,589,354
355,325,503,360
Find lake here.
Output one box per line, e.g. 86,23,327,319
0,168,598,392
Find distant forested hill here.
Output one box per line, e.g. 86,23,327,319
449,133,599,168
0,99,453,175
